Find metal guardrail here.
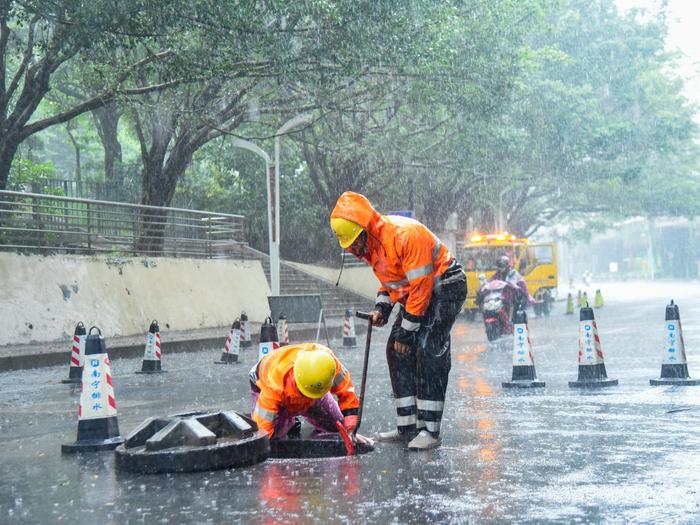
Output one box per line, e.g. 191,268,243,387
0,190,246,258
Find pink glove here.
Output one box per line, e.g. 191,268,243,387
343,415,359,433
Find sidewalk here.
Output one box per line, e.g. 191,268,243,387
0,319,364,372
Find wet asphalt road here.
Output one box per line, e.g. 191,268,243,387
1,280,700,524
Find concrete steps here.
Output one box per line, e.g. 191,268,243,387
238,245,373,321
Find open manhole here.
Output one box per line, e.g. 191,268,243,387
270,433,374,458
115,410,269,474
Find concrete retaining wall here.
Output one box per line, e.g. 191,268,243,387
0,253,271,346
287,261,378,299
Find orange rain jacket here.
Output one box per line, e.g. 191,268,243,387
331,191,454,324
251,343,360,438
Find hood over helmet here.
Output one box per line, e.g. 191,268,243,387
330,191,381,233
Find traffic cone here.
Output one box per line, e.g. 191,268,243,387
582,291,589,308
569,306,618,388
650,300,700,386
342,309,357,348
565,293,574,315
577,290,583,308
61,326,124,453
594,289,604,308
278,313,290,346
216,319,241,364
502,308,545,389
61,322,87,384
258,316,280,361
136,320,165,374
240,311,252,348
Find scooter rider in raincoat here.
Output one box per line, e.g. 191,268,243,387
249,342,372,445
491,255,529,306
330,191,467,450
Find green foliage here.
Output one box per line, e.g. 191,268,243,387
1,0,698,264
7,159,64,195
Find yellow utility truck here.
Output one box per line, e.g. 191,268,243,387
458,232,558,319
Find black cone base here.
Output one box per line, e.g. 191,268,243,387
650,378,700,386
136,360,165,374
343,337,357,347
503,380,545,389
61,366,83,384
569,378,618,388
62,436,125,453
215,353,239,364
241,341,252,348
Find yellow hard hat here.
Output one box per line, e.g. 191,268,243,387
294,348,336,399
330,217,363,249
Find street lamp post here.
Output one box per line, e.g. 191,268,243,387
271,113,313,296
497,187,509,232
231,138,275,292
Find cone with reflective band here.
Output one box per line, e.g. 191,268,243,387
62,326,124,453
136,320,165,374
240,311,252,348
503,308,545,388
61,322,87,384
594,289,604,308
258,316,280,361
277,313,289,346
342,309,357,347
569,307,618,388
216,319,240,364
565,293,574,315
650,300,700,386
582,291,589,308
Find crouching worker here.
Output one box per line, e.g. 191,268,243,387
249,342,373,445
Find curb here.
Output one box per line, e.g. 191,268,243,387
0,324,368,372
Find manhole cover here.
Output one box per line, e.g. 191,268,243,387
115,410,269,474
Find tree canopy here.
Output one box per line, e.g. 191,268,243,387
3,0,698,262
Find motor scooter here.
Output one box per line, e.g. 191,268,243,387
476,279,521,342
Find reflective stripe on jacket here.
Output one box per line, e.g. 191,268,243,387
331,191,454,324
251,342,359,437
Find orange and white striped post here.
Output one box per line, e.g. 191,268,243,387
342,309,357,348
502,308,544,388
569,306,618,388
240,311,252,348
136,320,165,374
61,326,124,453
216,319,241,364
62,322,87,384
651,300,700,386
278,313,289,346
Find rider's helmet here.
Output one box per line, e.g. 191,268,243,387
496,255,510,270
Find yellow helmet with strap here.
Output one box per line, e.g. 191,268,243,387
293,348,336,399
330,217,363,249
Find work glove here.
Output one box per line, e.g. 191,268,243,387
372,302,392,327
343,415,359,433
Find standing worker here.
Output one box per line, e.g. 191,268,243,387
330,191,467,450
249,342,372,445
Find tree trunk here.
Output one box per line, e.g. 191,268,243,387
136,150,191,254
66,123,81,183
92,104,122,185
0,134,22,190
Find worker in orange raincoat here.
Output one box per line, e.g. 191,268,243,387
249,342,371,444
331,191,467,450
